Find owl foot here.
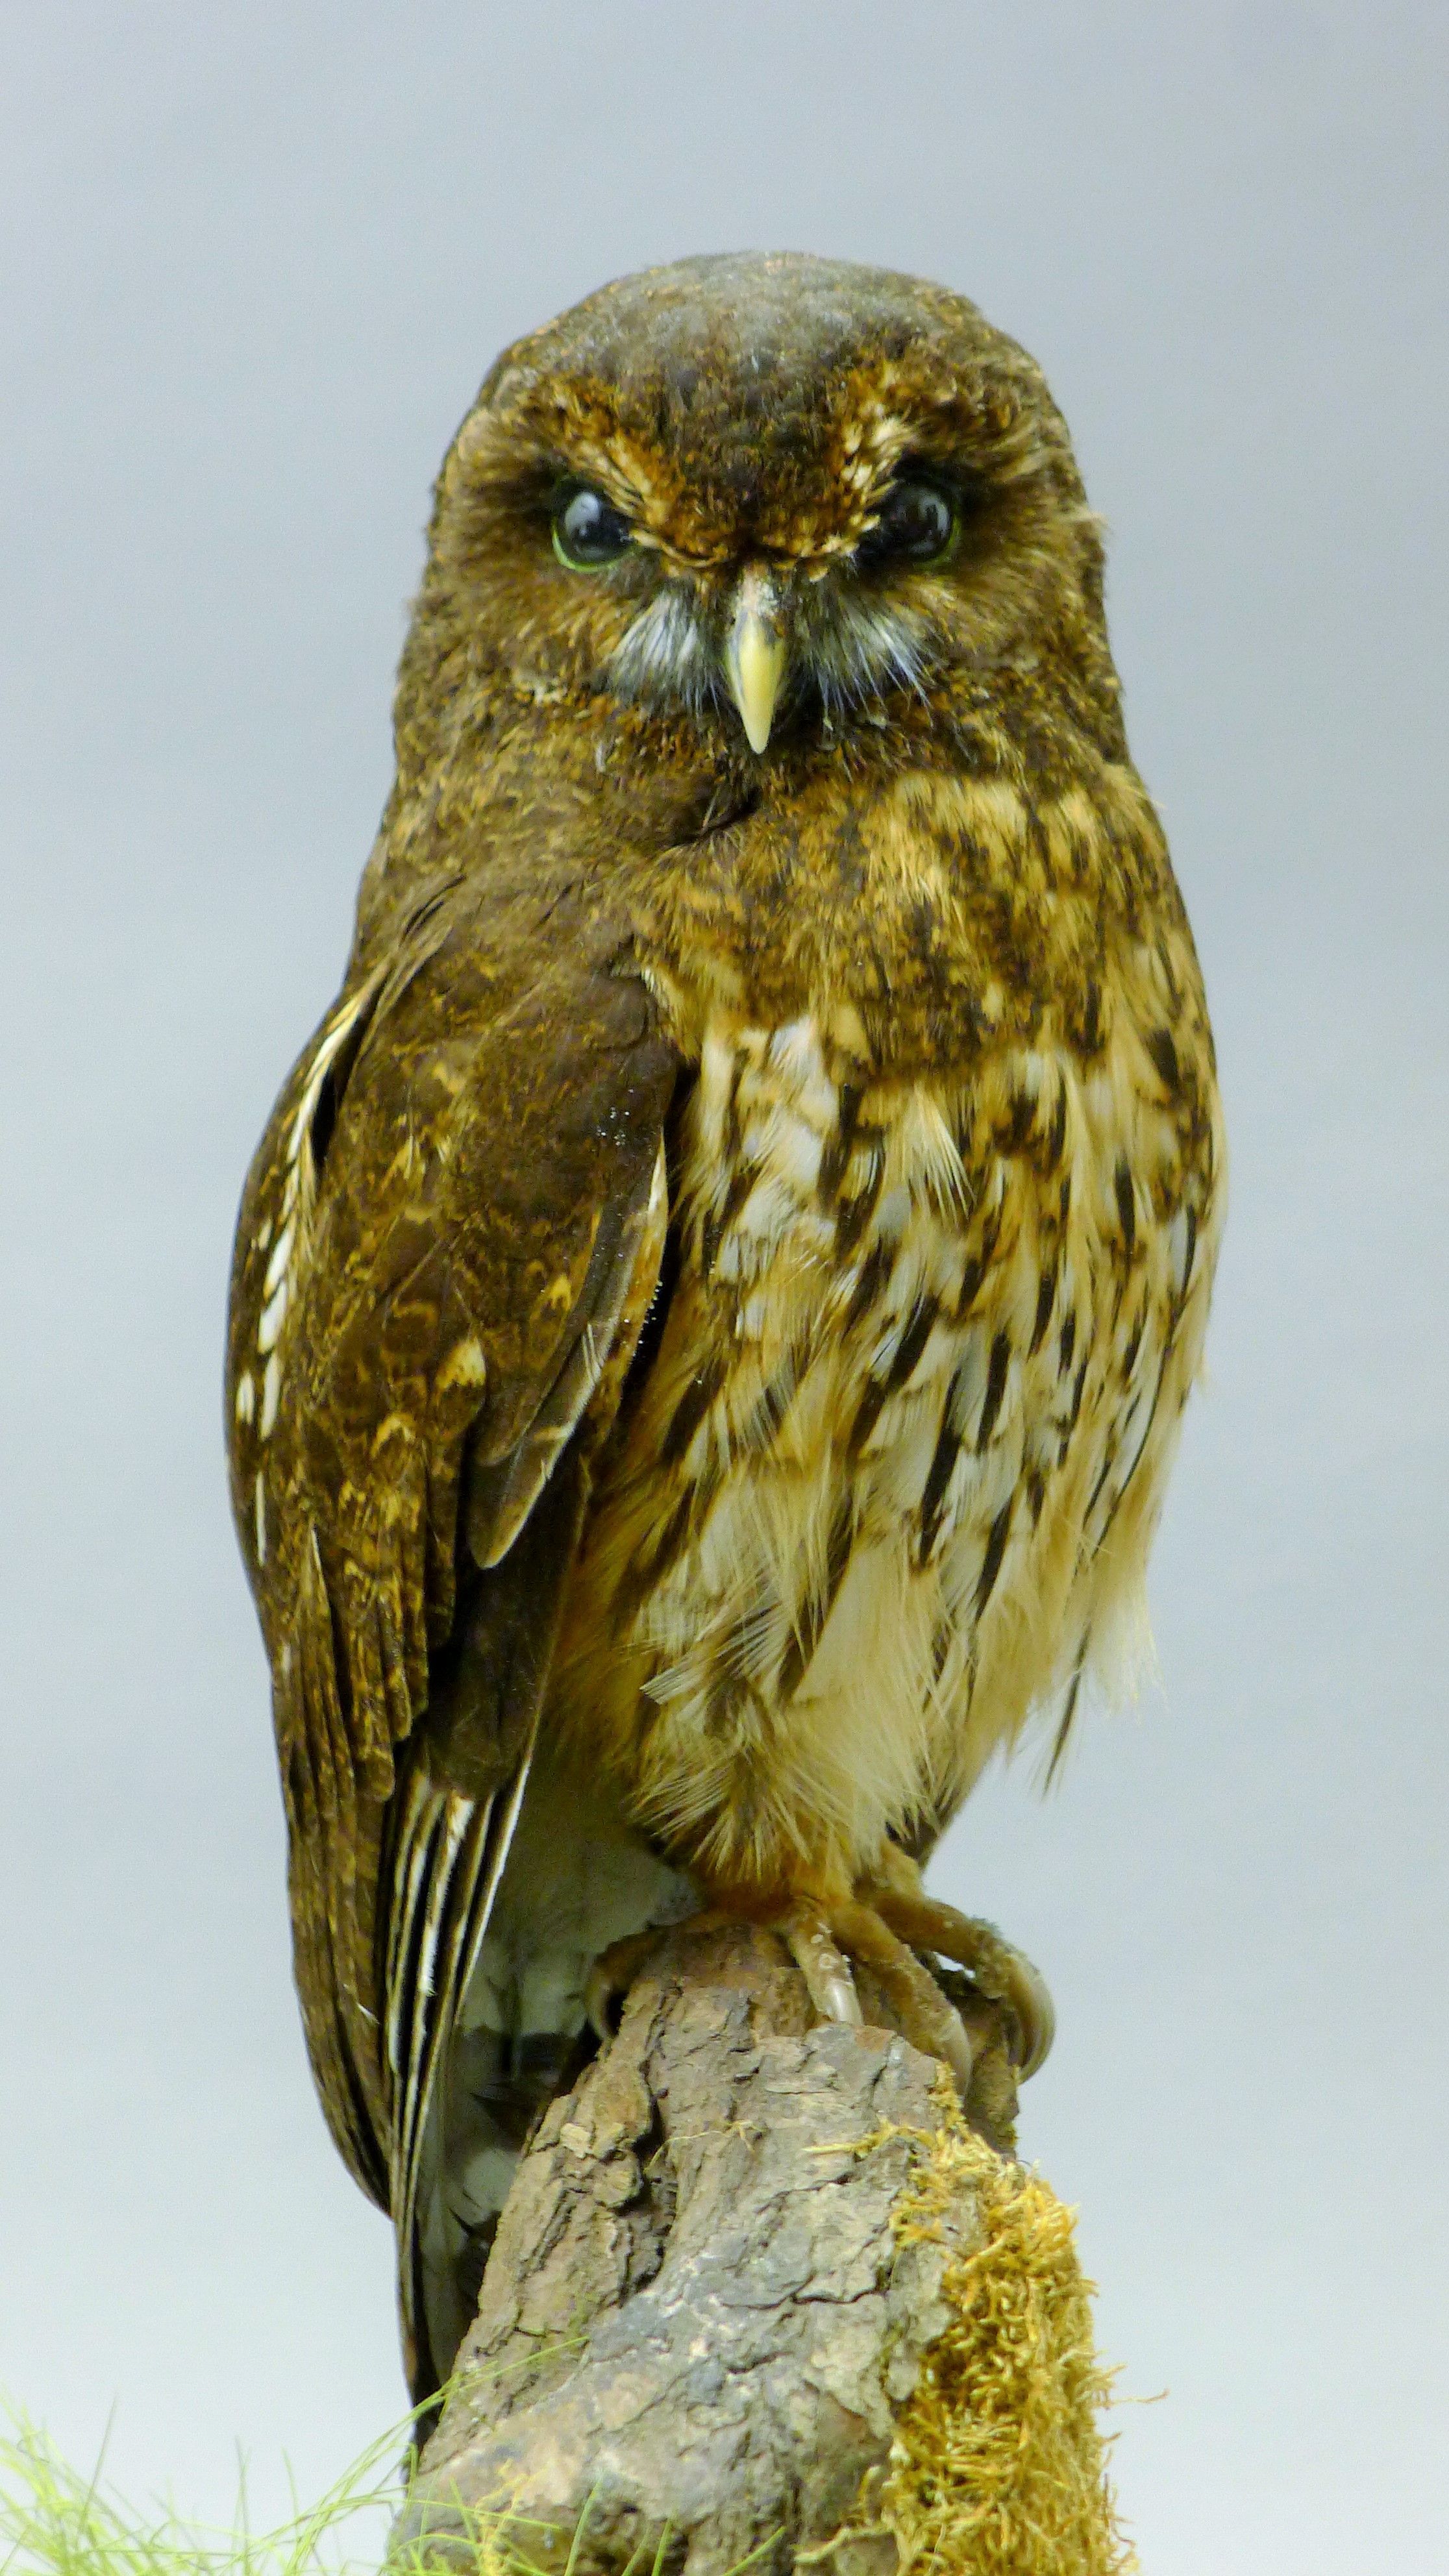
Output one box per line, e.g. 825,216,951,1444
584,1905,870,2045
586,1901,1048,2098
584,1926,676,2042
862,1883,1055,2079
783,1897,976,2095
585,1908,789,2040
584,1901,973,2094
776,1907,863,2031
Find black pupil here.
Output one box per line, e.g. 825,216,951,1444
558,487,630,561
862,480,955,563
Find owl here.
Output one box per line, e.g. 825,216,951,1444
227,253,1223,2408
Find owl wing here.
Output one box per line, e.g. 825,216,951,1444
226,865,677,2323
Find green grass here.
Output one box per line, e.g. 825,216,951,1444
0,2403,577,2576
0,2407,416,2575
0,2404,774,2575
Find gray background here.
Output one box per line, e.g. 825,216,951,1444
3,4,1445,2566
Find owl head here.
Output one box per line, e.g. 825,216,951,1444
401,253,1120,771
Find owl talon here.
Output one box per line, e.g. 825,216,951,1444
830,1898,976,2096
780,1911,864,2027
584,1927,671,2044
769,1894,975,2095
1003,1951,1056,2081
932,2001,975,2096
867,1886,1056,2079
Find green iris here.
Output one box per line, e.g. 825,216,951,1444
856,477,960,571
552,486,634,569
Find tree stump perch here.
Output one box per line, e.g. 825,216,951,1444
393,1925,1132,2576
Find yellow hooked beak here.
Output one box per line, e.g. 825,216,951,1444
724,567,787,754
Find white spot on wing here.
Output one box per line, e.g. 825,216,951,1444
262,1221,295,1297
282,983,377,1180
260,1351,282,1439
646,1137,668,1229
234,1369,255,1425
256,1277,288,1353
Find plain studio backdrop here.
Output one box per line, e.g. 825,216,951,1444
3,5,1445,2568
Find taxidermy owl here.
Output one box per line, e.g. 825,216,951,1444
227,252,1223,2407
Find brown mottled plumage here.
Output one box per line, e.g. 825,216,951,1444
226,253,1223,2405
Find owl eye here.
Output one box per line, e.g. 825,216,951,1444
856,477,959,571
552,485,634,569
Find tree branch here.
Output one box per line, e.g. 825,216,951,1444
393,1924,1130,2576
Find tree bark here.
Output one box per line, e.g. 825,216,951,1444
392,1922,1126,2576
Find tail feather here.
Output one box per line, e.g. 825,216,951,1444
401,1742,695,2407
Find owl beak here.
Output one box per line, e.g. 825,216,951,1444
724,567,787,754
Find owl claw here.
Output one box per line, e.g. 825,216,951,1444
866,1885,1056,2080
933,2001,976,2096
771,1896,975,2094
820,1970,866,2027
1007,1951,1056,2081
584,1928,671,2044
780,1911,865,2027
826,1896,976,2097
586,1890,1019,2111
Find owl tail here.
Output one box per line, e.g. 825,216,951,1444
399,1743,696,2417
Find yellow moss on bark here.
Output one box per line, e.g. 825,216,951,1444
848,2084,1136,2576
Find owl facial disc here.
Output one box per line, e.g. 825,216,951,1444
725,566,787,754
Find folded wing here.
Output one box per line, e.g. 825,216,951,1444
226,865,677,2390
